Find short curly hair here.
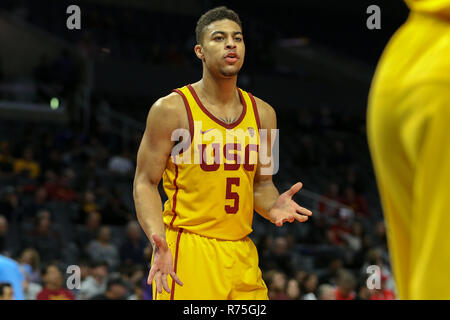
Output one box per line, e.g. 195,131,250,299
195,6,242,44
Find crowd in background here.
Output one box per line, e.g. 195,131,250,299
0,99,394,300
0,0,395,301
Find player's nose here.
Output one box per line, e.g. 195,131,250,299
225,37,237,49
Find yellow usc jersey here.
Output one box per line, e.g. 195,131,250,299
404,0,450,19
161,84,261,241
367,1,450,299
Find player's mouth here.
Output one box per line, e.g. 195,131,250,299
224,52,239,64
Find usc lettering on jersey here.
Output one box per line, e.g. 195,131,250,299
162,84,261,240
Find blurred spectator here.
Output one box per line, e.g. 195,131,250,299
0,215,13,256
301,273,318,300
328,215,352,247
317,284,336,300
108,147,134,176
357,285,371,300
361,248,393,291
77,190,99,224
45,169,77,202
128,279,143,300
23,186,49,223
340,186,371,218
86,226,120,270
267,271,289,300
0,141,14,175
17,248,41,284
120,264,144,289
75,211,102,251
0,186,20,223
286,278,301,300
0,282,14,300
372,220,388,250
13,148,41,179
37,263,75,300
0,254,25,300
78,261,108,300
318,258,343,286
90,275,128,300
120,220,146,266
294,270,307,284
369,274,395,300
318,183,342,217
265,237,294,276
340,221,365,268
21,209,62,264
334,270,356,300
340,220,364,252
22,272,42,300
101,187,132,225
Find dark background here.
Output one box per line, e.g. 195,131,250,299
0,0,408,300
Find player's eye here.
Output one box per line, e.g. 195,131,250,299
214,36,224,41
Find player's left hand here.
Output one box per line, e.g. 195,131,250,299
269,182,312,227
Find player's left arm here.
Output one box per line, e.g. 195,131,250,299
252,96,312,226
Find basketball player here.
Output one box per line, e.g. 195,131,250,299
133,6,312,300
367,0,450,299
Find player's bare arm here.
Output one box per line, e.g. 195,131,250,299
252,96,312,226
133,92,187,293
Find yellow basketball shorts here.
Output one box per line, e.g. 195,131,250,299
152,226,268,300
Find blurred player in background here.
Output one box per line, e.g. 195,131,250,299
367,0,450,300
133,6,312,300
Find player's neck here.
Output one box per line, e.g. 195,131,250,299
197,71,238,107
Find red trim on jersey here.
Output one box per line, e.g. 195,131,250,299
248,92,261,130
172,88,194,145
186,84,247,129
169,164,179,227
170,228,183,300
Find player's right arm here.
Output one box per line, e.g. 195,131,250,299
133,92,186,294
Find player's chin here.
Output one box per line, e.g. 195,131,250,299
219,66,241,77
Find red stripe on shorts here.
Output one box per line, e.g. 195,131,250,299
170,228,183,300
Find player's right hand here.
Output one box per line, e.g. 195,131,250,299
147,233,183,294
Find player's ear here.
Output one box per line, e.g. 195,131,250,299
194,44,204,60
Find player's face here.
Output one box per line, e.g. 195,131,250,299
196,19,245,78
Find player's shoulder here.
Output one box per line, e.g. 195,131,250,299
143,92,187,130
250,95,276,127
152,91,185,115
147,91,186,125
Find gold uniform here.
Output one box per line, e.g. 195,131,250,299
367,0,450,299
153,84,268,300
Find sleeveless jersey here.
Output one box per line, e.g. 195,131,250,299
161,84,261,240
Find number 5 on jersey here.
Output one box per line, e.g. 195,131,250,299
225,177,240,214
